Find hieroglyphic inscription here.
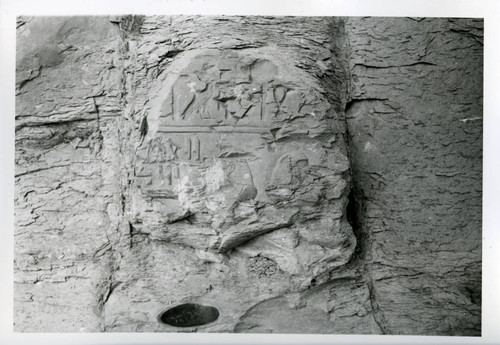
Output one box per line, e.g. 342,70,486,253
131,51,355,276
184,136,200,161
137,54,305,198
136,137,181,198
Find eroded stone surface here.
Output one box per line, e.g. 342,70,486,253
102,16,355,332
343,17,483,335
15,16,123,332
130,49,354,269
14,15,482,335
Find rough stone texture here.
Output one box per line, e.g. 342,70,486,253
343,17,483,335
104,15,355,333
14,16,482,335
15,16,124,332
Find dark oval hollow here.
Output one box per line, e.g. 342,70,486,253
159,303,220,327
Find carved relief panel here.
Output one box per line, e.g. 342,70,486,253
133,50,355,277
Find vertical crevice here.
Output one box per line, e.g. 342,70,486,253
116,14,142,244
345,187,366,261
93,251,120,331
368,278,392,334
344,82,392,335
330,17,392,335
91,96,104,155
94,16,145,331
329,16,368,264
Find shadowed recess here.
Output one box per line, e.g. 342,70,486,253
159,303,220,327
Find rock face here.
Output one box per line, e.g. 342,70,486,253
14,16,482,335
343,18,483,335
15,16,123,332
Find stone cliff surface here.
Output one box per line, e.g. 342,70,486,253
343,17,482,335
14,16,482,335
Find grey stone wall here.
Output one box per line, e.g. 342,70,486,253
14,16,482,335
343,17,482,335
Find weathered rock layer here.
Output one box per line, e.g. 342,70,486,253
14,16,482,335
